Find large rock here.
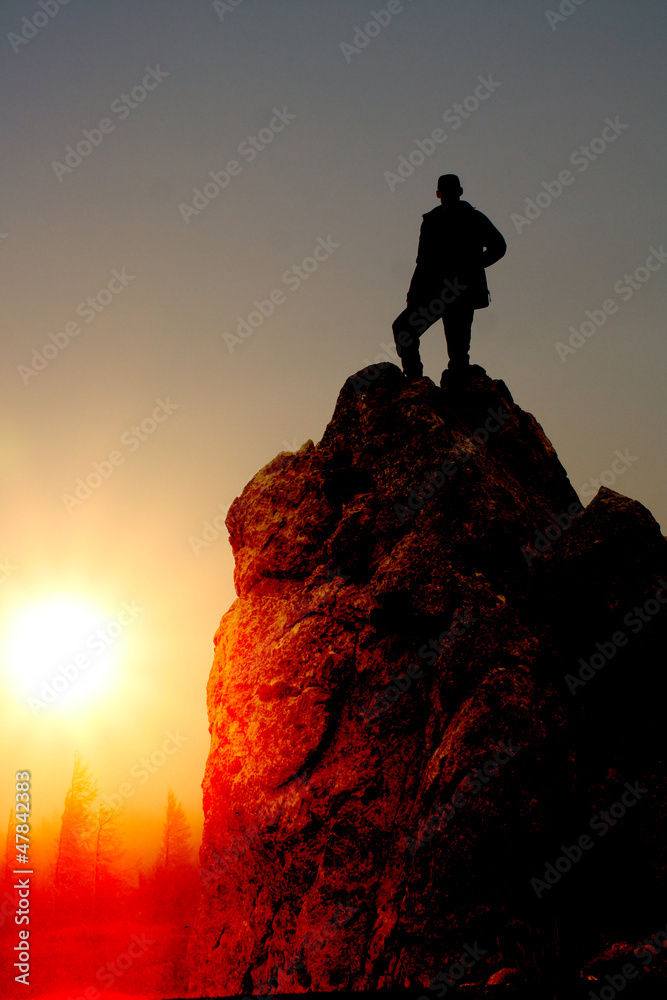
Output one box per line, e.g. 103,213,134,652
188,364,667,995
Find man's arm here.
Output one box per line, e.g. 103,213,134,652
407,217,434,303
477,213,507,268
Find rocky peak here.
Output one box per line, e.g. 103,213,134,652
189,364,667,995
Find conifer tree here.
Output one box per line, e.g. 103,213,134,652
153,788,198,919
54,752,97,919
93,802,124,918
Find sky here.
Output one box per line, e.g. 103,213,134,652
1,0,666,845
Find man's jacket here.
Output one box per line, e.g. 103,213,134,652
407,200,506,308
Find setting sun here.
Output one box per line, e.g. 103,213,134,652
2,2,666,996
3,596,129,714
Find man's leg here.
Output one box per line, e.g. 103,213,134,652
392,303,438,378
442,296,475,373
392,306,423,376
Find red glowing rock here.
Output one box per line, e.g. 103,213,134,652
188,365,667,994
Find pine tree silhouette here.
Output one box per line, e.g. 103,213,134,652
54,751,97,921
153,788,198,921
93,802,125,919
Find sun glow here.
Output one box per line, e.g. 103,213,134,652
3,595,126,714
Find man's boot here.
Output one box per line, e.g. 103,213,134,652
400,345,423,380
404,360,424,380
440,364,471,390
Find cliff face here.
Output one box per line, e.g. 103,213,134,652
189,364,667,994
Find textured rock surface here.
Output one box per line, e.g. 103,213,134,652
188,364,667,995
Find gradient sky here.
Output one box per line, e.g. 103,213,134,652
1,0,666,838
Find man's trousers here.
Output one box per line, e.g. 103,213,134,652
392,289,475,378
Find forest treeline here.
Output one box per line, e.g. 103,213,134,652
1,752,201,997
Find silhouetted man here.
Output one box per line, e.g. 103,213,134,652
392,174,506,384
